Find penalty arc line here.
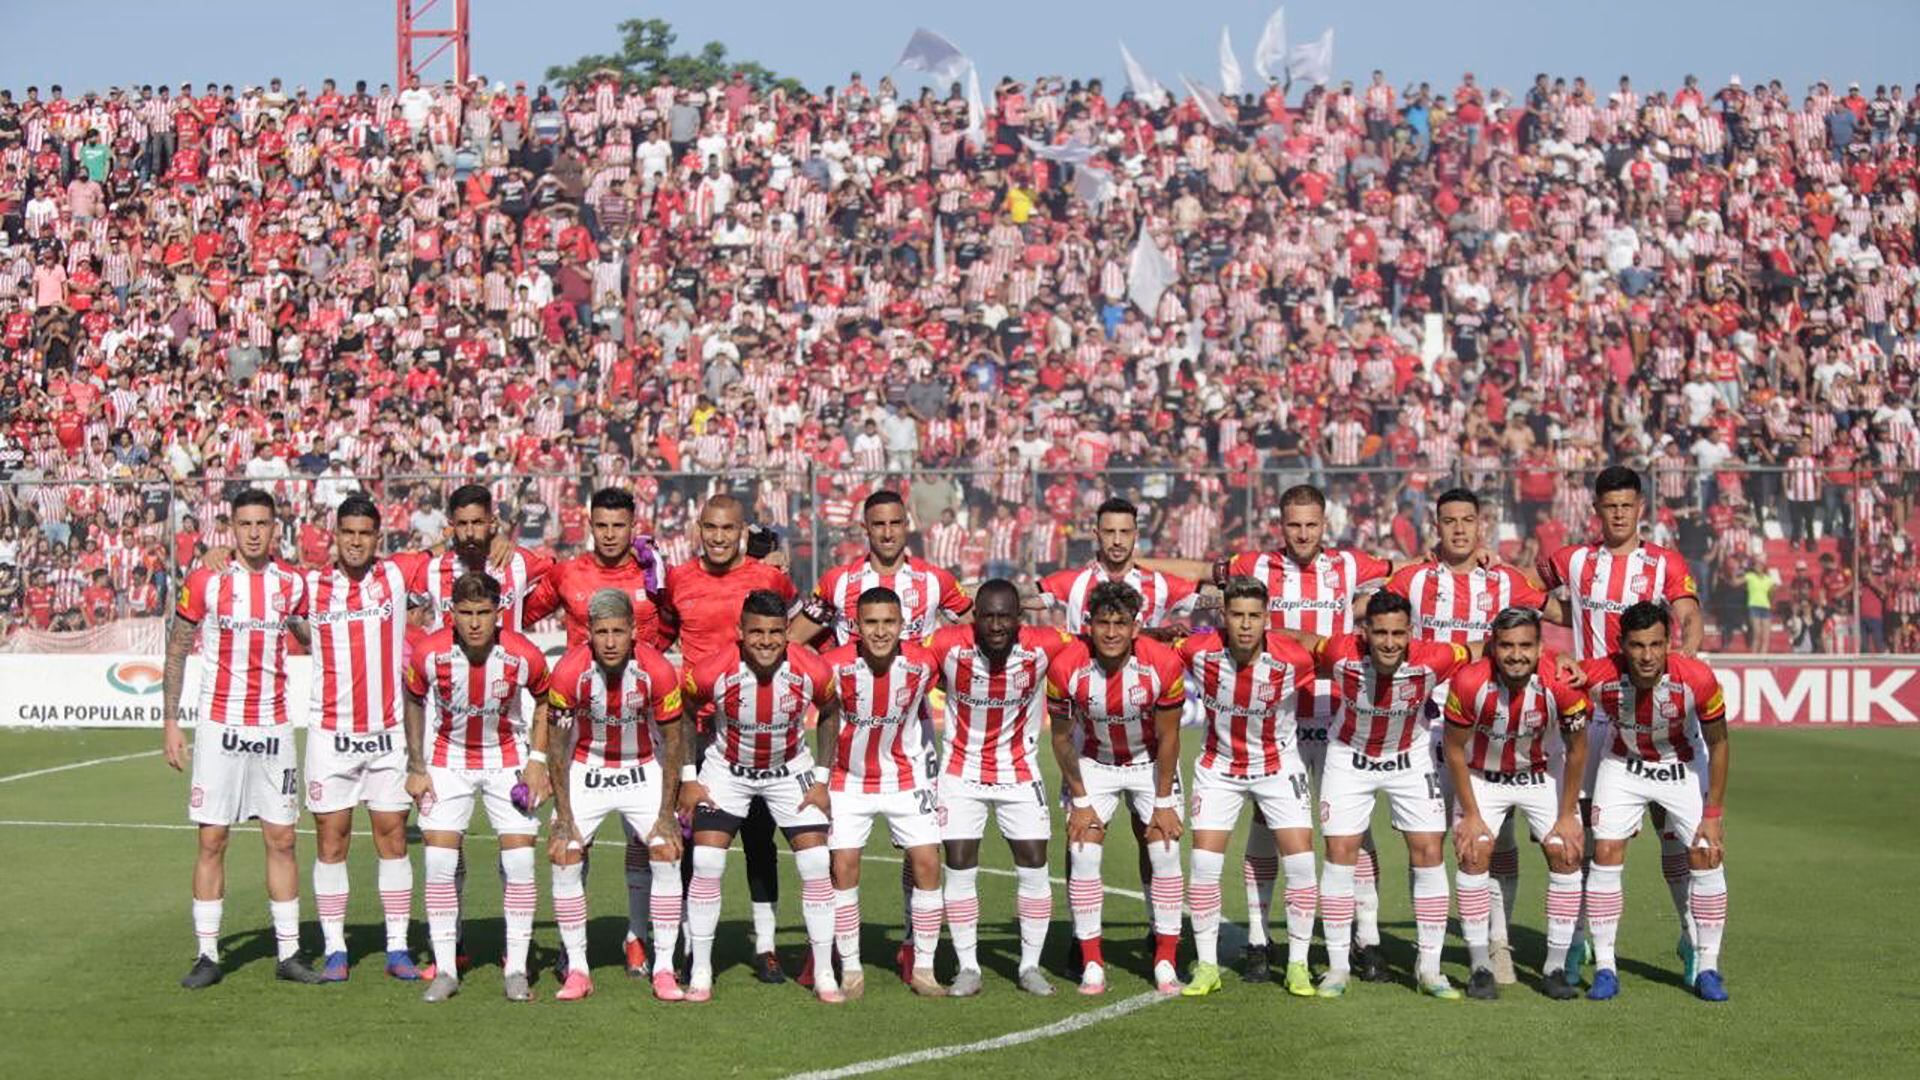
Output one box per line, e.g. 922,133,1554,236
0,750,162,784
779,990,1170,1080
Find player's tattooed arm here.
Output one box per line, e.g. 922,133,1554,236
1540,594,1571,626
547,710,578,850
285,616,310,650
524,696,553,807
1673,596,1705,656
161,616,196,771
1049,705,1097,842
1444,724,1490,864
1550,717,1588,867
402,688,434,804
651,715,686,861
1148,703,1183,844
803,695,840,817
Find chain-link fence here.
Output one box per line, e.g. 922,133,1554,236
1,463,1914,654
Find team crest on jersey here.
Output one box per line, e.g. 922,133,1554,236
1473,591,1495,612
269,590,290,614
893,683,915,709
897,579,920,609
1126,683,1151,707
1626,571,1649,595
1657,697,1681,720
1007,666,1033,694
1391,681,1419,707
489,680,514,701
1318,566,1342,591
623,688,647,714
365,579,388,604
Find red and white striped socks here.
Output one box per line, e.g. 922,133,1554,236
1689,866,1728,972
423,845,460,976
1544,870,1582,974
1410,864,1449,982
1014,865,1052,973
1319,861,1355,974
834,886,863,970
1353,839,1382,947
1067,842,1105,958
943,866,980,972
795,847,837,990
1488,842,1520,945
1242,827,1279,949
377,856,412,953
500,846,536,976
551,859,589,972
1661,836,1695,940
1456,869,1494,969
269,898,301,962
648,857,682,967
1280,851,1317,967
314,859,350,955
1188,848,1225,966
1145,839,1184,947
909,888,942,972
1585,863,1625,971
687,846,727,989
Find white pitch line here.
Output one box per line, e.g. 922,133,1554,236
0,819,1147,900
781,990,1170,1080
0,749,161,784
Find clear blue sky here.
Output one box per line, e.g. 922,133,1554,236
3,1,1916,99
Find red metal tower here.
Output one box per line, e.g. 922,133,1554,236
396,0,471,86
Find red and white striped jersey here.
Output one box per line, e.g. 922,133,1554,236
177,562,308,727
403,547,553,634
1538,542,1697,660
1315,634,1472,757
1225,547,1392,636
1046,636,1185,767
1387,562,1548,645
1037,563,1199,633
821,640,939,794
683,643,835,771
805,556,972,645
303,559,411,733
925,624,1075,785
1443,658,1591,772
402,628,552,770
1177,630,1317,778
1580,653,1725,765
546,641,683,769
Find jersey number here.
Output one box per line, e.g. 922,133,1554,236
1032,781,1047,807
915,789,937,815
1290,773,1310,801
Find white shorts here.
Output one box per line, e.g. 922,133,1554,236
829,786,940,850
696,752,829,831
304,727,411,814
417,765,540,836
190,722,299,827
569,762,665,842
1190,762,1312,833
937,775,1052,842
1454,768,1562,843
1590,754,1708,844
1082,760,1183,827
1319,744,1447,836
1295,724,1332,783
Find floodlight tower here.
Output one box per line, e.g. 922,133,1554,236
396,0,471,86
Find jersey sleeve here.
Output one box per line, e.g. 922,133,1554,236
282,567,309,618
519,546,555,584
1442,665,1481,728
176,566,212,622
1152,646,1186,707
1549,679,1591,732
1383,563,1419,599
1660,549,1700,603
1222,551,1260,583
1537,545,1573,592
1502,566,1549,610
1044,646,1076,701
521,565,562,626
1421,641,1472,680
798,568,840,627
639,646,684,723
769,565,799,605
521,641,551,697
546,647,587,710
1686,659,1726,723
1036,569,1074,607
1162,572,1199,615
800,648,837,708
1038,626,1075,659
1353,551,1393,587
934,565,973,616
403,637,433,697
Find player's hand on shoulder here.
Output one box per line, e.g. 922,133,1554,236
202,546,233,573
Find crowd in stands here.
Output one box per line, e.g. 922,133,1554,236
1,63,1918,651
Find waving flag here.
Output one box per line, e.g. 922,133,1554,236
1219,26,1244,97
1119,41,1169,110
1288,28,1334,87
965,64,986,148
894,28,971,85
1253,7,1288,84
1181,76,1237,130
1127,225,1177,315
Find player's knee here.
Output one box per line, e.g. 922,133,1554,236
907,846,942,883
692,844,729,877
1323,834,1361,863
260,824,297,857
1592,840,1626,865
943,840,980,870
1009,839,1048,868
196,827,230,858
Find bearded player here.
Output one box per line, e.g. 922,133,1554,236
677,590,842,1003
1539,466,1705,984
927,579,1076,997
1440,606,1590,1001
544,589,688,1002
402,572,553,1003
524,486,672,979
1386,487,1559,985
302,495,428,982
1047,581,1187,996
820,586,947,998
1578,601,1731,1003
164,489,326,988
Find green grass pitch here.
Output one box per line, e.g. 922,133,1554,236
1,727,1915,1079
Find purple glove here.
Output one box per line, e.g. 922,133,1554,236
511,781,533,815
631,533,660,593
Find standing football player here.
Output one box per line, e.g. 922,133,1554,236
163,489,326,988
544,589,688,1001
402,573,553,1003
1048,581,1188,995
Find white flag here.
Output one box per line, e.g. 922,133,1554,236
1253,6,1288,84
965,63,986,148
933,215,947,275
1127,225,1177,316
894,28,971,85
1218,26,1243,97
1022,135,1098,166
1181,75,1236,130
1118,41,1168,110
1288,28,1334,87
1071,165,1113,206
